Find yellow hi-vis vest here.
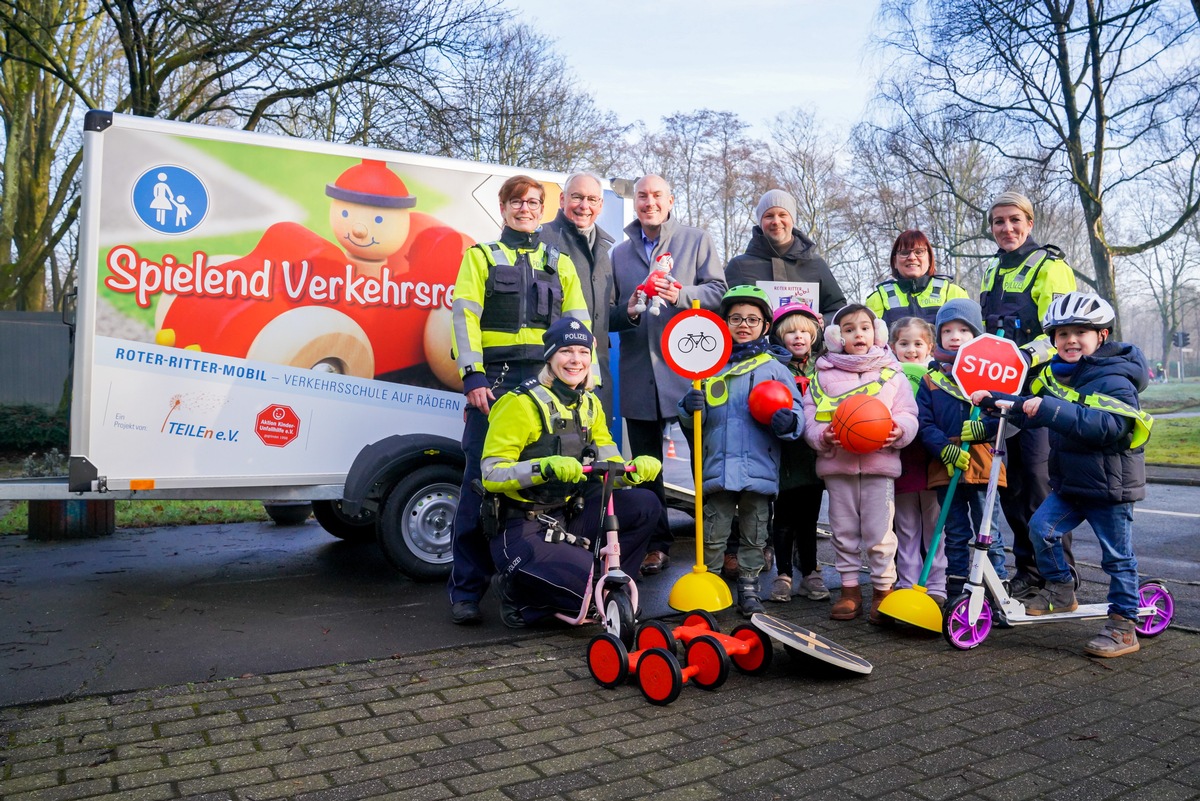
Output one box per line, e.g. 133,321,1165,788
703,353,775,406
1030,369,1154,449
809,367,898,422
925,369,969,402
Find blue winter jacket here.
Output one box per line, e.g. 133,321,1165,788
677,345,804,496
1007,341,1148,504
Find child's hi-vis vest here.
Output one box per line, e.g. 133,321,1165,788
703,353,774,406
925,369,968,402
809,367,899,422
1030,369,1154,449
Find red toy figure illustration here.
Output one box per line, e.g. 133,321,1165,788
153,159,474,388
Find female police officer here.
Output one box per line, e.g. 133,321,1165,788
978,191,1078,599
866,229,968,327
448,175,592,624
480,317,662,628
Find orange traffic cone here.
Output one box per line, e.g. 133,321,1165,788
666,437,677,459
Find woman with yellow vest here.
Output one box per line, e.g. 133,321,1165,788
447,175,592,625
866,229,968,328
481,318,660,628
977,191,1078,600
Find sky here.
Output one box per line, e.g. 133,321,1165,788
506,0,883,135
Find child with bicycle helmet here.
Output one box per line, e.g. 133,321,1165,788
678,285,804,617
971,292,1154,657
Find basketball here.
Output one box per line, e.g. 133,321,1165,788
748,380,793,424
831,394,893,454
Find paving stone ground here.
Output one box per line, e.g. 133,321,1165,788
3,595,1197,801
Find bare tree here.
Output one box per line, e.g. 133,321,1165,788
407,22,628,172
0,0,105,310
877,0,1200,323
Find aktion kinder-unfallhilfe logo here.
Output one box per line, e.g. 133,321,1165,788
132,165,209,235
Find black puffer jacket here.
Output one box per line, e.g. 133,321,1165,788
1010,341,1148,503
725,227,846,317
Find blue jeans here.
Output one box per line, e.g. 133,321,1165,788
936,483,1006,588
1030,492,1139,620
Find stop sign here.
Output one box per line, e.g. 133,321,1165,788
256,404,301,447
951,334,1028,397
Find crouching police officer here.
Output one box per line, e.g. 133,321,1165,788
480,317,662,628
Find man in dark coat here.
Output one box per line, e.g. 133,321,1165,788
725,189,846,318
538,172,616,413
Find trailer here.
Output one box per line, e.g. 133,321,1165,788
2,111,631,580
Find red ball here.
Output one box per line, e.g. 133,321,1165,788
748,380,793,424
831,394,893,454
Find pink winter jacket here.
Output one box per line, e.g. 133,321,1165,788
802,348,919,479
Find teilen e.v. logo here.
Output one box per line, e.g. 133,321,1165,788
132,165,209,235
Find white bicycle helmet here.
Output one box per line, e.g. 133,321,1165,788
1042,292,1115,334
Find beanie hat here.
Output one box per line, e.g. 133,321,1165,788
542,317,594,360
755,189,798,226
935,298,984,337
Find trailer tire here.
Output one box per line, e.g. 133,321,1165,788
378,464,459,580
312,499,376,543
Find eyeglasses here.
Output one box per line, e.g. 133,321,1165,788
897,248,929,258
568,193,602,206
727,315,763,327
507,198,543,210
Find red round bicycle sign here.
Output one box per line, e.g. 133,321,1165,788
662,308,731,380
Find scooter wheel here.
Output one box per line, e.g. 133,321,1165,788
586,634,629,688
636,620,677,655
1136,580,1174,637
942,594,992,650
604,591,636,650
682,609,719,632
685,634,730,690
637,648,683,706
729,623,774,675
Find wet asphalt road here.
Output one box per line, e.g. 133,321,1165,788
2,477,1196,709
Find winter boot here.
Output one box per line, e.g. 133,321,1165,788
737,577,765,618
868,587,893,625
1023,580,1078,616
1084,614,1140,658
830,584,862,620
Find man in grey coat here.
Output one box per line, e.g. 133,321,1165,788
610,174,727,574
538,172,617,413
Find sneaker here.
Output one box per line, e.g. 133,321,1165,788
1023,581,1078,616
1006,574,1041,601
1084,614,1140,658
736,577,765,618
492,572,526,629
640,550,670,576
721,553,740,580
767,574,792,603
798,572,830,600
450,600,482,625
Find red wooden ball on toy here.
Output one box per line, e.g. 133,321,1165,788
748,380,793,425
831,395,893,454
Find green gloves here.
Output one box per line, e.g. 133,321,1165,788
626,455,662,485
960,419,988,442
940,444,970,474
540,455,584,483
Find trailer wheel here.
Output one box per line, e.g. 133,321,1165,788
312,499,376,543
378,465,459,580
